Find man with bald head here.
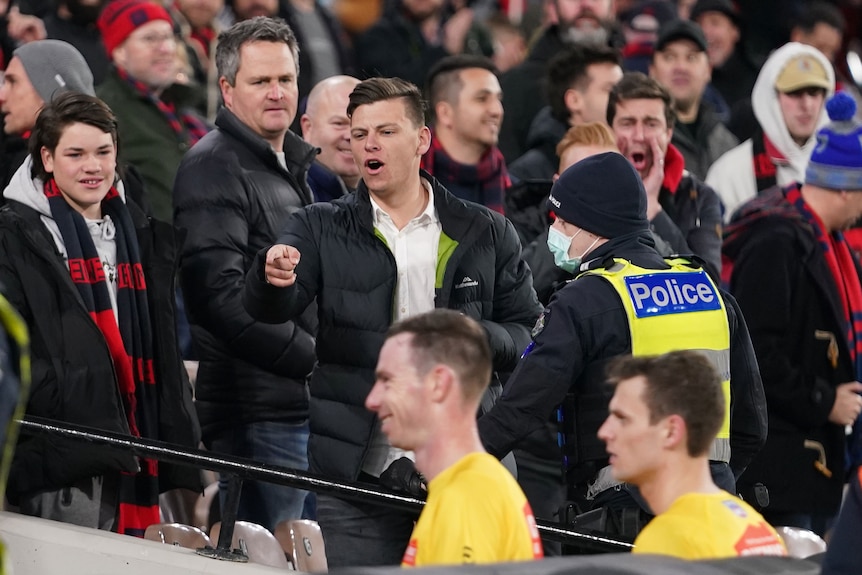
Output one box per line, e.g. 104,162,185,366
301,75,361,202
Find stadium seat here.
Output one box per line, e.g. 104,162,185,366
210,520,292,569
275,519,328,573
775,526,827,558
143,523,212,549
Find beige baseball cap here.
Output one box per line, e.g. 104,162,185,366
775,54,831,93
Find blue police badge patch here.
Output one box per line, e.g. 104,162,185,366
623,271,721,318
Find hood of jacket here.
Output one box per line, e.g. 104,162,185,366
524,106,568,155
723,184,810,261
752,42,835,177
3,156,128,255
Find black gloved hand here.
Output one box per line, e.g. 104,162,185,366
379,457,427,500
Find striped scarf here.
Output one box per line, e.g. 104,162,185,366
44,178,160,536
115,66,209,147
786,185,862,370
421,135,509,214
786,185,862,467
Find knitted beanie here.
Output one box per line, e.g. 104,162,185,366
98,0,173,57
13,40,94,102
805,92,862,191
547,152,650,238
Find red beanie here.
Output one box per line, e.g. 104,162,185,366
98,0,173,58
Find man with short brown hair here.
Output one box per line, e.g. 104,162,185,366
243,77,540,567
600,351,785,559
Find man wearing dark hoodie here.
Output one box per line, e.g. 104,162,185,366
723,93,862,536
648,19,737,181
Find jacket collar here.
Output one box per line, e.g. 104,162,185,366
354,170,486,241
661,144,686,194
215,107,318,203
307,161,350,202
215,107,317,172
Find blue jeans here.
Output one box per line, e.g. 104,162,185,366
317,488,417,568
207,420,310,533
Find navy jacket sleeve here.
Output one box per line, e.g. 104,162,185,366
821,469,862,575
478,278,622,458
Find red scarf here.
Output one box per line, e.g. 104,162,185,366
786,185,862,365
421,135,509,214
661,143,685,194
43,178,160,536
115,66,209,147
751,126,788,193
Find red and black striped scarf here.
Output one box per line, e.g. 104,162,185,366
190,26,216,59
421,134,509,214
786,185,862,375
44,178,159,537
116,66,209,147
751,125,786,193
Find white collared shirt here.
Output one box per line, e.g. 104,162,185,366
362,179,442,477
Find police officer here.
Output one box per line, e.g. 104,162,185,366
478,152,767,536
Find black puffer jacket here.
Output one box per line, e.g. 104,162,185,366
0,182,200,502
174,108,319,440
243,173,542,482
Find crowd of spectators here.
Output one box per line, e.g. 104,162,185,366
1,0,862,570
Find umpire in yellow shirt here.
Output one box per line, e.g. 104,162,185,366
366,310,544,566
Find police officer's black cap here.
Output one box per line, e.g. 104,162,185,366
547,152,649,239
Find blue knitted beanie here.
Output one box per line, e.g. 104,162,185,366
805,92,862,191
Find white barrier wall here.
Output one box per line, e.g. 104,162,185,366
0,512,288,575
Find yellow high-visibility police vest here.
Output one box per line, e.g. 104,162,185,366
584,258,731,463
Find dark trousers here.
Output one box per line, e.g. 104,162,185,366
317,475,417,568
515,448,566,556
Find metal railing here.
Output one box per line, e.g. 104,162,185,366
16,416,633,558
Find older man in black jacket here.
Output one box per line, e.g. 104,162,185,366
243,77,541,567
173,17,318,532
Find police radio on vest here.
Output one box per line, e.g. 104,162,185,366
624,271,721,318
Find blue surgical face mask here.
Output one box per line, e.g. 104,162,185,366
547,226,582,273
